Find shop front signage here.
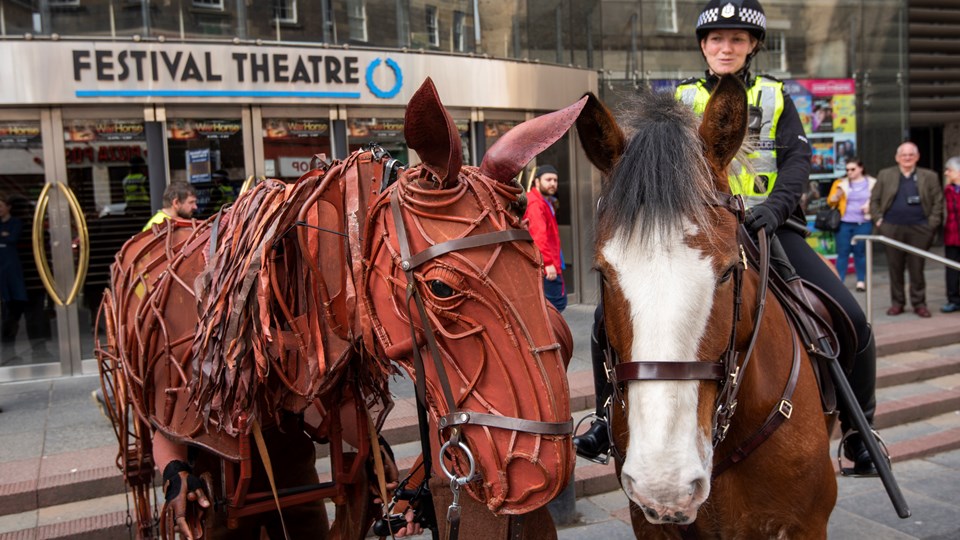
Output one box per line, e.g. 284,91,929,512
0,41,596,110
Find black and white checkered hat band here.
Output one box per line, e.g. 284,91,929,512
697,6,766,30
697,8,720,27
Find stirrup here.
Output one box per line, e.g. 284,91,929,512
837,428,890,478
573,413,611,465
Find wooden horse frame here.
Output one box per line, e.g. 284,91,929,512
95,78,582,539
574,76,837,538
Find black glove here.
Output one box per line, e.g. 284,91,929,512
744,205,779,236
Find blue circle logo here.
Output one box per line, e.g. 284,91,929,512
365,58,403,99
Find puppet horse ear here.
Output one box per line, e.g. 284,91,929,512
480,96,589,184
699,75,748,188
404,78,462,187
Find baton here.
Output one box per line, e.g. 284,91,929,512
822,337,911,518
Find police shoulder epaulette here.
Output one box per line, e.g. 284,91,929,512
677,76,701,86
756,73,784,84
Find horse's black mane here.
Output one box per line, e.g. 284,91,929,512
597,90,713,244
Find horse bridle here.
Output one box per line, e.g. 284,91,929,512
600,192,794,467
387,180,573,536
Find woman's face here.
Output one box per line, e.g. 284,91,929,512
700,29,757,75
946,167,960,185
846,163,863,180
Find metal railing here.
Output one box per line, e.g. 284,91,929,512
852,234,960,325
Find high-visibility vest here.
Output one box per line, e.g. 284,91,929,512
123,173,150,205
675,76,784,207
142,210,170,232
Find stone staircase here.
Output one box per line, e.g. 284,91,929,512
1,335,959,538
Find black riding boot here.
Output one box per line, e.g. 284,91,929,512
841,328,878,475
573,307,612,461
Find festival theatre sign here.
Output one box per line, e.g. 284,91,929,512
0,41,595,110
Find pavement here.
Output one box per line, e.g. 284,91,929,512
0,255,959,538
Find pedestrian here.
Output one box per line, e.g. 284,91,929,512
122,156,150,214
0,193,28,347
942,156,960,313
575,0,881,477
870,142,944,318
524,165,567,312
827,158,877,291
142,181,199,231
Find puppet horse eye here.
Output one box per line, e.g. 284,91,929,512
429,279,456,298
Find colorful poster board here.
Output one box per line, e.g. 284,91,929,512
783,79,856,180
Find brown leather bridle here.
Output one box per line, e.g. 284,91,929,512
387,180,573,536
600,193,802,476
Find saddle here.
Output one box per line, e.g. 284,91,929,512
738,227,856,413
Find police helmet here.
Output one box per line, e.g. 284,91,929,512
696,0,766,44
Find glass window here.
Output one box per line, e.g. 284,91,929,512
49,0,80,6
426,5,439,48
262,118,332,183
655,0,677,34
766,31,788,74
166,118,244,220
453,11,466,52
396,0,411,47
347,0,368,42
274,0,298,24
193,0,224,9
347,117,407,165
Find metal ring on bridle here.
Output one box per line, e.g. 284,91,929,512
439,439,476,484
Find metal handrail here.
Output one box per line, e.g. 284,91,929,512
852,234,960,324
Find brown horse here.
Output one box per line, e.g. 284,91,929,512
95,78,580,538
574,77,836,538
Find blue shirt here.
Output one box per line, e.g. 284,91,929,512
884,173,927,225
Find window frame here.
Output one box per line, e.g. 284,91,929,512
273,0,298,25
654,0,678,34
426,5,439,48
453,10,466,52
347,0,368,43
192,0,225,10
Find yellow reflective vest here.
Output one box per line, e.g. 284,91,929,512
675,76,785,206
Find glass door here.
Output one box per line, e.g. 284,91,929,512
260,107,333,183
61,107,152,375
0,110,61,377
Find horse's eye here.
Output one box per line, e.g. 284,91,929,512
429,279,456,298
718,265,737,284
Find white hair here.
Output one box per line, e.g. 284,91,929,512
946,156,960,172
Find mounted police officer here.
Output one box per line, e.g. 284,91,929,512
575,0,880,477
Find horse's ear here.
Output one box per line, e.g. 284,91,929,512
404,78,462,186
479,95,588,183
699,75,748,176
575,93,625,176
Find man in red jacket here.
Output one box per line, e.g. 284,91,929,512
524,165,566,312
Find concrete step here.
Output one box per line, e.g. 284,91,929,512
1,346,958,537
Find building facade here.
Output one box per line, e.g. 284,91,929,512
1,0,949,381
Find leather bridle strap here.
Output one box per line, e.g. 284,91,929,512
439,412,573,435
614,361,724,382
712,314,801,477
404,229,532,271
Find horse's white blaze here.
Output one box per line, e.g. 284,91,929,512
602,219,716,522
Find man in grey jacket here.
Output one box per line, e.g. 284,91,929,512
870,142,944,317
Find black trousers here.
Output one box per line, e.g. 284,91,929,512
946,245,960,305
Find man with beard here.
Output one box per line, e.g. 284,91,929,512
524,165,567,312
142,182,199,231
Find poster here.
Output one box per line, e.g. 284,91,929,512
63,119,145,142
187,148,212,183
169,119,241,140
785,79,857,180
263,119,329,139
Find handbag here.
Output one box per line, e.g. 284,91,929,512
815,206,842,232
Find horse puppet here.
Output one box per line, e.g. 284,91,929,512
95,78,581,539
573,76,837,538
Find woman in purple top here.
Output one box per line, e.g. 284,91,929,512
828,158,877,290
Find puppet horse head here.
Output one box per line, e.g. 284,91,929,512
361,79,582,514
576,77,749,523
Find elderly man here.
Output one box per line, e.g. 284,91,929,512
870,142,944,318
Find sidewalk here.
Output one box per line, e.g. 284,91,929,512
0,263,958,538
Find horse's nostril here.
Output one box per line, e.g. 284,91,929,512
689,477,708,502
